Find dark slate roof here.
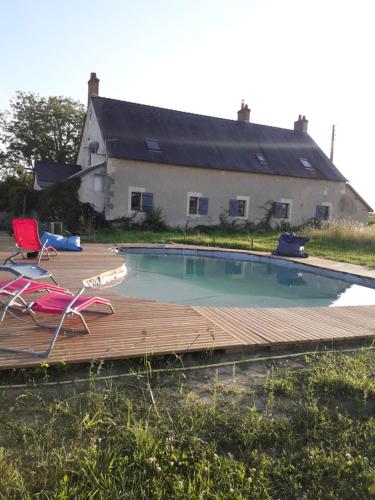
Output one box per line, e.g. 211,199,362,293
67,162,106,180
34,161,81,187
92,96,347,182
347,184,373,212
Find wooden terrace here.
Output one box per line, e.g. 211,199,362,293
1,237,375,369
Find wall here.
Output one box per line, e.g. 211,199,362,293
77,101,106,168
77,101,107,212
92,158,369,226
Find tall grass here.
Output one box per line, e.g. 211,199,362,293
306,221,375,245
1,350,375,498
88,221,375,268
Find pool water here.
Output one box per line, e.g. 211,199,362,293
113,252,375,308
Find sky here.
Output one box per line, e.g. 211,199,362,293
1,0,374,208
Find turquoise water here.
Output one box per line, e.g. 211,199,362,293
113,252,375,308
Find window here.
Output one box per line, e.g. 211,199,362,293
255,153,268,165
316,203,331,221
145,138,161,151
299,157,316,172
228,196,249,218
189,196,198,215
274,201,291,219
93,175,104,193
131,191,142,211
187,193,209,216
128,187,154,212
238,200,246,217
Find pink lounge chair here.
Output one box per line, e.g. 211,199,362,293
4,218,57,265
0,276,71,324
0,282,114,358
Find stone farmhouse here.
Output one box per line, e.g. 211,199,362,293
75,73,371,227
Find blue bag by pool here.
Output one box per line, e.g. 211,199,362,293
273,232,309,258
41,232,82,252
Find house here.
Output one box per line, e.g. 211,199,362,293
33,160,81,190
76,73,372,226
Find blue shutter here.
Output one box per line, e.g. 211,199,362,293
198,197,209,215
142,192,153,211
229,199,239,216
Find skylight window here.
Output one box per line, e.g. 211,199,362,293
255,153,268,165
145,138,161,152
299,157,314,170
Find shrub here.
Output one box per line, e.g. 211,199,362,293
140,207,168,232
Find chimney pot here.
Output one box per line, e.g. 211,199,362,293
237,101,251,122
294,114,308,133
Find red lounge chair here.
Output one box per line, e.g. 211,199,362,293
4,218,57,265
0,284,114,358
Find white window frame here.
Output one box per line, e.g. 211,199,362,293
318,201,332,222
187,192,202,217
276,198,292,221
235,195,250,219
128,186,146,213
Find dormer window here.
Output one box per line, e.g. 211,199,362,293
255,153,268,165
299,157,314,170
145,138,161,152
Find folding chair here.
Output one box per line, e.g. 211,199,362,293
0,275,71,324
4,218,57,265
0,263,59,285
0,276,115,358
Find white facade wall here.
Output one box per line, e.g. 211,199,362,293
78,157,368,226
77,102,108,212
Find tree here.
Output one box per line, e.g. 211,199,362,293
0,92,85,175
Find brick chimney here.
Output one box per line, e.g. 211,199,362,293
88,72,99,105
237,100,251,122
294,114,308,133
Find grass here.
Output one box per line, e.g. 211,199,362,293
86,220,375,269
1,350,375,498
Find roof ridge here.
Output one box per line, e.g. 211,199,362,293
91,95,297,134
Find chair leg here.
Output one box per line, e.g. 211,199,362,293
2,250,21,265
75,311,91,334
0,283,31,324
44,312,68,357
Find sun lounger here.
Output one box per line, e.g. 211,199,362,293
0,276,71,324
0,263,59,285
0,276,114,358
4,218,57,265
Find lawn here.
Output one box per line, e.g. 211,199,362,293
87,221,375,269
1,349,375,498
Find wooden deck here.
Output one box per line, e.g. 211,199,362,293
1,237,375,369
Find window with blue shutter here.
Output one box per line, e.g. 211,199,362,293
142,192,153,211
274,202,289,219
316,205,329,220
188,195,208,216
198,197,209,215
229,199,248,217
229,199,239,216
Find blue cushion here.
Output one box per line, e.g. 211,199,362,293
41,232,82,252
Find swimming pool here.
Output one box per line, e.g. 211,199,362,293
113,248,375,308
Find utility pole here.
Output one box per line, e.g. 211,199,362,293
330,124,336,162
